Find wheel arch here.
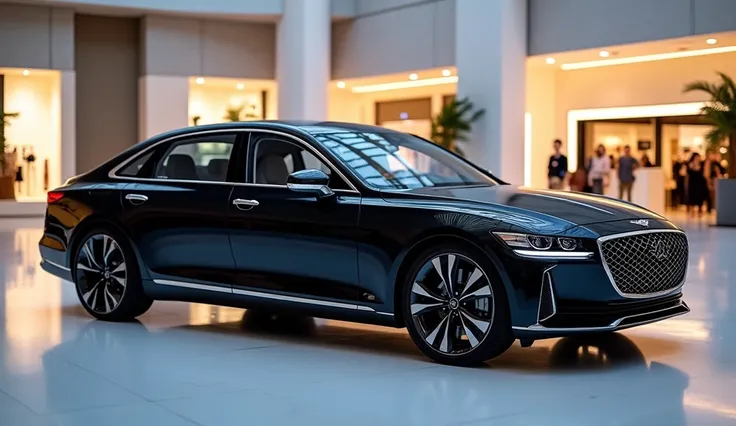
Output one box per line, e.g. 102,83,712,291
66,216,150,280
390,229,518,327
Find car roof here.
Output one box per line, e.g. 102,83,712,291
147,120,400,142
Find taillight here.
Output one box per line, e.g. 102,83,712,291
47,191,64,204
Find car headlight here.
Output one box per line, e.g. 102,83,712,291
493,232,593,259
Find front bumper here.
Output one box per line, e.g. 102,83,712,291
512,294,689,339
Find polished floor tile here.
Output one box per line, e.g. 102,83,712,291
1,213,735,425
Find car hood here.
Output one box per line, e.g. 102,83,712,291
381,185,665,230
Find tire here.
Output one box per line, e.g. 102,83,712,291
402,242,514,366
72,227,153,321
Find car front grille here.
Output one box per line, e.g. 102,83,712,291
599,231,689,297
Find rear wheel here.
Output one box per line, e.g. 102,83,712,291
72,228,152,321
402,244,514,366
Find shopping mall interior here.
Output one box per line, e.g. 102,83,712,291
2,0,736,424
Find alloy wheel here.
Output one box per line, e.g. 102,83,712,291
75,234,127,314
410,253,495,356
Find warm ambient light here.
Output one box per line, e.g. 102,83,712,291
236,83,244,90
22,69,30,76
336,81,346,89
351,76,458,93
561,46,736,70
567,102,707,171
545,57,556,65
599,50,610,57
195,77,205,84
524,113,532,187
720,147,728,154
706,38,717,45
408,73,419,81
441,69,452,77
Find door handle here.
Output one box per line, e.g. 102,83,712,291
125,193,148,205
233,198,259,210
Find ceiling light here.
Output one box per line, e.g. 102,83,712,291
336,81,346,89
599,50,610,57
561,46,736,70
408,73,419,81
441,69,451,77
720,147,728,154
236,83,244,90
706,38,717,45
545,57,556,65
195,77,205,85
352,76,458,93
22,69,30,76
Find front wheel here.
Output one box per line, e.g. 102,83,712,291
72,228,153,321
402,244,514,366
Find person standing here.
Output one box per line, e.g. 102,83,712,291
547,139,568,190
687,152,708,216
617,145,639,202
705,149,725,213
587,144,611,195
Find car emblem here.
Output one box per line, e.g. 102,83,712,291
630,219,649,227
650,239,670,261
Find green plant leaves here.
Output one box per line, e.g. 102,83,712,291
430,97,485,156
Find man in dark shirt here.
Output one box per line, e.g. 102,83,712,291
617,145,639,201
548,139,568,189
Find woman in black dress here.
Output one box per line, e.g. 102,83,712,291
686,152,708,215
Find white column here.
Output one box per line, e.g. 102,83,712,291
60,71,76,183
277,0,330,120
456,0,527,184
138,75,189,140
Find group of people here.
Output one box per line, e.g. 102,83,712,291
548,140,643,201
672,149,725,215
547,140,727,214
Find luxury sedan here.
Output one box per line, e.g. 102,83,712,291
39,121,690,366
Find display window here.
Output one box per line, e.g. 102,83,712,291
1,68,62,203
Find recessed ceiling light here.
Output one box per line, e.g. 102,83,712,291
599,50,610,58
561,45,736,70
195,77,205,85
545,57,556,65
706,38,717,45
236,83,244,90
22,69,30,76
441,69,451,77
409,73,419,81
336,81,346,89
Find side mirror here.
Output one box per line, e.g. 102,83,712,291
286,169,334,198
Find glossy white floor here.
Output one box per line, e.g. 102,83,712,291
0,214,735,426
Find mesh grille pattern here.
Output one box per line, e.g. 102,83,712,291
600,232,688,296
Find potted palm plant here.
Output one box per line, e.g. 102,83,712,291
0,111,19,200
430,97,485,156
684,72,736,226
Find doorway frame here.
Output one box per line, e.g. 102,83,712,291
566,102,706,171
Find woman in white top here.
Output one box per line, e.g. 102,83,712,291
587,144,611,195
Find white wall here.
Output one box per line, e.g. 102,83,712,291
3,70,62,198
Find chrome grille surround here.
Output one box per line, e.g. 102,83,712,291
597,229,689,298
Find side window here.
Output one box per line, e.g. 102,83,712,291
118,151,153,177
155,135,236,182
252,137,349,189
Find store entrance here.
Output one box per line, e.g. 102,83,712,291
578,115,726,210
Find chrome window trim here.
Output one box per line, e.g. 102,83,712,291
152,278,381,313
513,300,689,333
108,128,361,194
597,228,689,299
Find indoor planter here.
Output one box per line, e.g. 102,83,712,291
430,97,484,156
0,111,19,200
684,72,736,226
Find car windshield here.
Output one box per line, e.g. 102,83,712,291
314,131,499,190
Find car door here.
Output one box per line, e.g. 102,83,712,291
227,131,367,304
117,131,241,290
